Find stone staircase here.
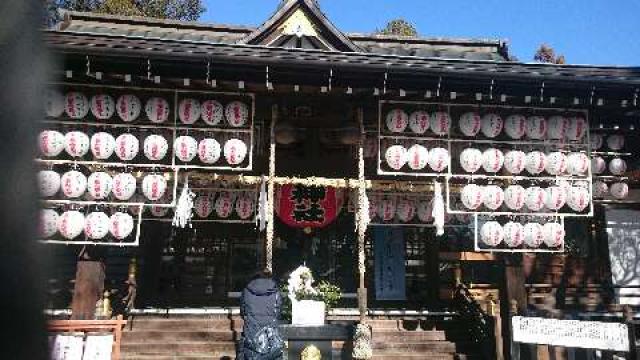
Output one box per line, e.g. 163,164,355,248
370,319,481,360
120,315,482,359
121,315,242,360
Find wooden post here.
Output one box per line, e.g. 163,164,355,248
488,295,504,360
503,254,527,360
71,247,106,320
356,107,368,324
265,104,277,273
624,306,637,360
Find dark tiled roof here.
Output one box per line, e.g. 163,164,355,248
45,31,640,86
58,11,508,60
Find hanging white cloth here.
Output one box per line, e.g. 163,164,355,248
172,175,195,229
432,180,445,236
256,176,267,231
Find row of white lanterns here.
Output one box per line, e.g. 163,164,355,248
368,196,469,224
38,130,248,165
480,220,564,248
193,192,255,220
38,170,168,201
45,90,250,127
385,109,588,141
459,148,591,176
40,209,135,240
460,183,590,212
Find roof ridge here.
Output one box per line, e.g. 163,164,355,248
347,32,505,46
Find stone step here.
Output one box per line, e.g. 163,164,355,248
372,341,457,353
122,330,238,343
121,342,236,354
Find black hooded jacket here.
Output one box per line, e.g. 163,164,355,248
240,277,281,326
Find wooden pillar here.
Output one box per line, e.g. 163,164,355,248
503,254,528,360
265,104,277,273
71,246,106,320
356,107,368,324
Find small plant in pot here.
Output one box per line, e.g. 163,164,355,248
280,266,341,325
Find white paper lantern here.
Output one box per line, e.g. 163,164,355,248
542,222,565,248
461,184,484,210
178,98,201,125
503,150,526,175
224,138,248,165
385,109,408,133
458,112,481,137
567,186,590,212
368,194,379,219
90,94,115,120
38,170,61,197
504,185,526,211
525,187,546,212
116,94,141,122
523,223,544,248
215,192,234,218
194,194,214,218
150,205,170,217
591,156,606,175
84,212,110,239
566,152,590,175
145,97,170,123
430,111,450,135
173,135,197,162
396,198,416,222
379,197,397,221
64,92,89,119
480,221,504,246
87,172,112,200
236,194,255,220
114,133,139,161
198,138,221,164
409,111,430,134
200,100,224,125
44,89,65,117
90,132,115,160
142,174,167,201
417,200,433,223
609,158,627,176
593,181,608,198
143,134,169,161
482,148,504,173
525,151,546,175
504,114,526,139
112,173,137,201
225,101,250,127
503,222,525,248
39,209,59,238
545,186,567,211
567,116,587,141
481,113,503,138
58,211,85,240
607,135,625,151
483,185,504,210
590,133,604,150
428,147,449,172
460,148,483,173
406,144,429,170
544,152,568,176
39,130,65,157
64,131,90,158
110,212,134,239
60,170,87,198
385,145,407,170
547,116,570,140
610,182,629,199
525,116,547,140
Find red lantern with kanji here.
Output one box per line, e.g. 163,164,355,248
276,185,341,229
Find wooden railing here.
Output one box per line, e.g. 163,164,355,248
47,315,127,360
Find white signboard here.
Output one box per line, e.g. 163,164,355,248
512,316,629,352
606,209,640,305
82,334,113,360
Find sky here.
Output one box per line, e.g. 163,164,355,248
201,0,640,66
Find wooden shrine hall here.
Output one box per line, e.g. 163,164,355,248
40,1,640,359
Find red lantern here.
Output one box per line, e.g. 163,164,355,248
276,185,341,229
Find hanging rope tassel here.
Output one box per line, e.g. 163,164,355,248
172,175,195,229
432,180,445,236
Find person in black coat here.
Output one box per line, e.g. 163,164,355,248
237,270,284,360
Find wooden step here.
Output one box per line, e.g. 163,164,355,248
122,330,238,343
128,318,240,331
372,341,457,353
121,342,236,354
372,330,447,341
122,355,234,360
